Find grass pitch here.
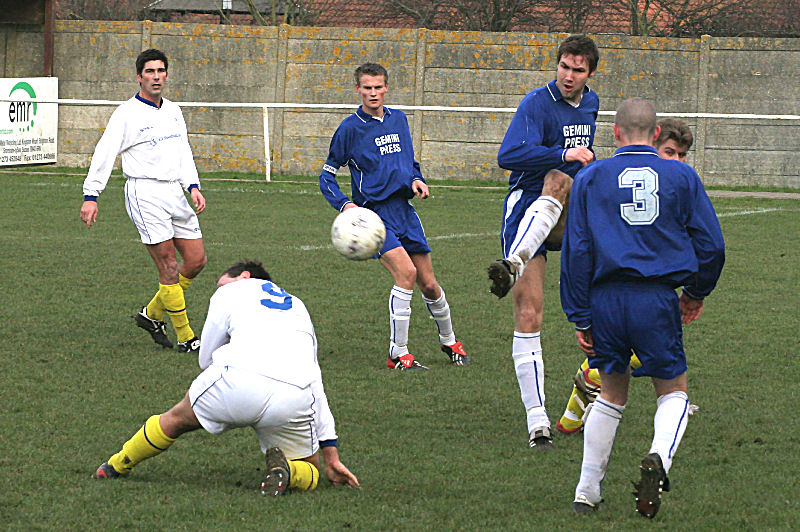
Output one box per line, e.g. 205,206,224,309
0,171,798,530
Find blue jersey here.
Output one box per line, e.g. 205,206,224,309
319,107,425,211
497,80,598,193
560,145,725,329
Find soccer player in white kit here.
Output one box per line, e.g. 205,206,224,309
92,260,360,495
79,49,207,354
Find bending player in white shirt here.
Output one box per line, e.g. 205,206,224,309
92,260,360,495
79,49,207,354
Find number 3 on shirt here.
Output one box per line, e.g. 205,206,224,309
618,167,659,225
260,281,293,310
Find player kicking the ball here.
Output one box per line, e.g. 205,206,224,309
92,260,360,495
319,62,469,370
490,35,599,449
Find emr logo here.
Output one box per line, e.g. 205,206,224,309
8,81,37,133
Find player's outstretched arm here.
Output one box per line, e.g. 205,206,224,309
322,446,360,487
679,292,704,324
80,200,98,227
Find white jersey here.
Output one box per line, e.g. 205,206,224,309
82,95,199,197
198,277,337,442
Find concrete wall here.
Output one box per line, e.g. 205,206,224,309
1,21,798,187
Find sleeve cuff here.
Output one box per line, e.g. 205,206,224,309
682,288,704,301
320,439,338,448
575,321,592,331
84,195,98,202
187,184,200,192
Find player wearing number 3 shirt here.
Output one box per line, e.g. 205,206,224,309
319,62,468,371
561,98,724,516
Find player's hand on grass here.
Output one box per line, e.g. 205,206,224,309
321,446,360,487
576,328,594,356
679,292,704,324
190,188,206,214
412,179,429,199
80,200,98,227
326,459,360,487
565,146,594,166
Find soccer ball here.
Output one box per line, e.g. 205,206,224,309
331,207,386,260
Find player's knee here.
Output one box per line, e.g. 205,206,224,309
514,304,543,331
186,253,207,276
396,266,417,288
542,169,573,203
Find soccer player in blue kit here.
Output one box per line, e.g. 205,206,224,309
561,98,725,517
319,63,469,370
556,118,698,435
490,35,599,449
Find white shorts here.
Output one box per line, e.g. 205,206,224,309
124,178,202,245
188,365,318,460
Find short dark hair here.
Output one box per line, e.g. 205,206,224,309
615,97,657,138
222,260,271,281
136,49,168,75
656,118,694,150
354,63,388,86
557,35,599,73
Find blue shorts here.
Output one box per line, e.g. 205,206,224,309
501,189,550,258
588,281,687,380
369,195,431,257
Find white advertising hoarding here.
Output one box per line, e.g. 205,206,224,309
0,77,58,166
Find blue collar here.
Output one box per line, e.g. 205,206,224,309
356,106,391,122
613,145,659,157
135,93,161,108
546,79,591,103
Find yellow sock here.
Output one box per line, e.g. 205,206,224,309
178,273,192,292
146,289,166,321
289,460,319,491
558,385,589,432
158,283,194,342
108,415,175,475
557,358,596,432
146,275,191,322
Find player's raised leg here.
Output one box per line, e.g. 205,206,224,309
634,373,688,518
489,170,571,298
412,253,470,366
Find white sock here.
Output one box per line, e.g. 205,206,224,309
575,398,625,504
423,288,455,346
508,196,562,265
389,286,413,359
649,390,689,474
512,331,548,432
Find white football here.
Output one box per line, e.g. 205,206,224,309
331,207,386,260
